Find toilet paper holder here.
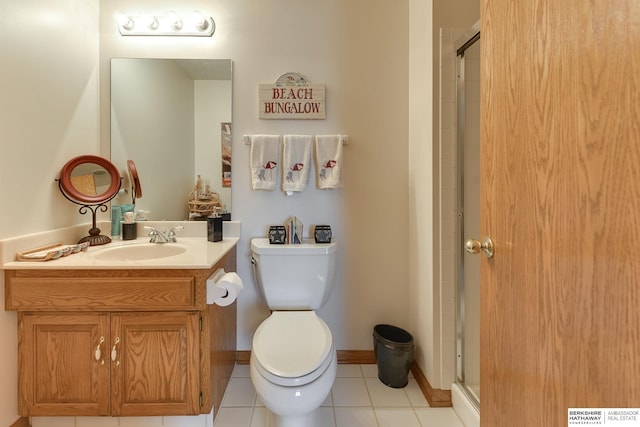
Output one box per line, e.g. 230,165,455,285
205,268,244,306
207,268,228,298
206,268,230,303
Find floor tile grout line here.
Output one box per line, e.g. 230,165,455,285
362,370,383,427
220,363,437,427
247,405,257,427
330,405,337,427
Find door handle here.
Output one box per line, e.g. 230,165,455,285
464,237,495,258
111,336,120,366
94,336,105,365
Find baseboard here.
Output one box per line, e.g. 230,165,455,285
336,350,377,364
236,350,452,407
411,363,452,407
237,350,251,364
10,417,30,427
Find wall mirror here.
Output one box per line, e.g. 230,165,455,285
110,58,232,221
58,155,121,245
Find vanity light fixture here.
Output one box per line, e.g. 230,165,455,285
117,11,215,37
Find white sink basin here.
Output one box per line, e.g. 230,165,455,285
92,243,187,261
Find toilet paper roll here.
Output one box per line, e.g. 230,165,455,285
206,271,244,306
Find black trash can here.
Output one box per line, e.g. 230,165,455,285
373,324,414,388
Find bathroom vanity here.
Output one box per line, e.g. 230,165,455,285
3,237,238,418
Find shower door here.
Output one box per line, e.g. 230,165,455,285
455,29,481,409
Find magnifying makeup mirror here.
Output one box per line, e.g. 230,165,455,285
57,155,122,246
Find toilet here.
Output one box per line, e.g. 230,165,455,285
249,238,338,427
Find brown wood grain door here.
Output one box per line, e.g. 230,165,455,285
19,313,110,416
111,312,200,416
480,1,640,425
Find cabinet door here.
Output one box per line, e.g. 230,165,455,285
111,312,200,416
19,312,110,416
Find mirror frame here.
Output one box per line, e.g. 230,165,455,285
59,155,121,204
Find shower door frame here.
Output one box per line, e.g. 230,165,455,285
454,23,481,412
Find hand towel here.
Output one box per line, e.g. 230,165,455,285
282,135,313,195
251,135,280,190
315,135,343,189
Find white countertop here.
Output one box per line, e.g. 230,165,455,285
2,237,239,270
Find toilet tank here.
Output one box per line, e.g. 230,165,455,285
250,238,337,310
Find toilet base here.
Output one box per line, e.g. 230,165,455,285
266,409,318,427
250,351,337,427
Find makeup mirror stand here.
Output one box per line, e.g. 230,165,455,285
57,181,121,246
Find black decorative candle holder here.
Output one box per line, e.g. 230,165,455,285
269,226,286,244
314,225,332,243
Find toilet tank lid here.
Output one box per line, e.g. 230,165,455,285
251,238,337,255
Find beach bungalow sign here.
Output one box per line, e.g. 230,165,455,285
259,72,325,120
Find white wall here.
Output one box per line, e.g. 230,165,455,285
0,1,100,238
0,1,100,424
408,0,438,386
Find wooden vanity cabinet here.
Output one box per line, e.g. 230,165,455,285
19,311,200,416
5,249,237,418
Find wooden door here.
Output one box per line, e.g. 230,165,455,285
480,1,640,425
111,312,200,416
19,313,110,416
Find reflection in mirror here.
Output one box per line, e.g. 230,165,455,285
70,163,110,197
110,58,232,220
126,159,143,202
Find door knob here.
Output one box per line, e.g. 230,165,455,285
464,237,495,258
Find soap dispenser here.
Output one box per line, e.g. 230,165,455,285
122,211,137,240
207,207,223,242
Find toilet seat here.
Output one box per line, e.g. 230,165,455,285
253,311,333,387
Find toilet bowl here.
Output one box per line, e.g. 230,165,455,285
250,311,337,427
249,238,338,427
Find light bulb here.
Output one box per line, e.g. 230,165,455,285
117,13,135,31
145,15,159,30
168,11,183,30
192,11,210,31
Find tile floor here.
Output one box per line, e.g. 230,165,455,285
214,364,465,427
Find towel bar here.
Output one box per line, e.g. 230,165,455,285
243,135,349,145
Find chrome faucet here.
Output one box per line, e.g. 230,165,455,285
144,226,184,243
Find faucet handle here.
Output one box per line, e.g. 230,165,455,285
169,225,184,234
144,226,158,235
167,225,184,242
144,226,160,243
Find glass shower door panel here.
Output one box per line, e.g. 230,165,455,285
457,36,481,406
